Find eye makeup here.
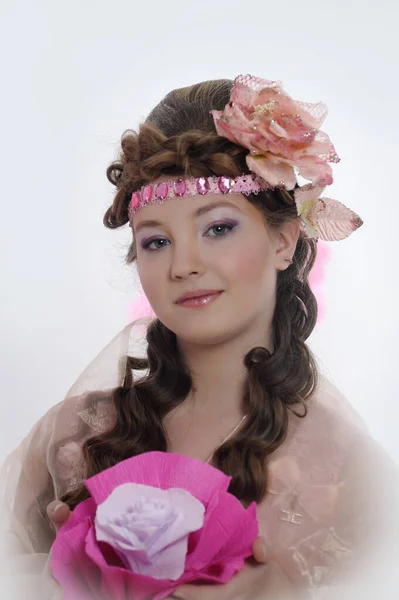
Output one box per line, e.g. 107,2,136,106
140,219,239,253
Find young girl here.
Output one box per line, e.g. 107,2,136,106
1,74,398,599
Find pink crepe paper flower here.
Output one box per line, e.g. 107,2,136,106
50,452,259,600
211,74,340,191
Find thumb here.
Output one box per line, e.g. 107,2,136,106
46,500,71,529
252,536,268,563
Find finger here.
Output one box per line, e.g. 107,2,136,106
252,536,267,563
46,501,71,530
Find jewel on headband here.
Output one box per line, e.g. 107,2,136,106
128,174,273,220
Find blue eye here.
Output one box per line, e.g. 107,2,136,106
141,238,169,252
140,221,237,253
206,223,236,238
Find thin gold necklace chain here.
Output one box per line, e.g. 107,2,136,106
205,414,248,464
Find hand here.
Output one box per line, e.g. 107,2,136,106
251,536,267,564
164,537,295,600
46,500,72,533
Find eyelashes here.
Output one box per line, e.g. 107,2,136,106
140,221,238,253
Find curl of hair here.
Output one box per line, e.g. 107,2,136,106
62,79,319,510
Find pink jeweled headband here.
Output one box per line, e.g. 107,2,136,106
128,174,271,220
128,74,364,242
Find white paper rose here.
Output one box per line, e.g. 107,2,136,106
94,482,205,581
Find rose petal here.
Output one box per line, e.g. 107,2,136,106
294,185,326,218
297,158,334,188
57,496,97,535
51,518,103,600
84,452,231,506
185,491,258,580
246,154,297,190
95,483,205,580
85,526,169,600
211,75,339,189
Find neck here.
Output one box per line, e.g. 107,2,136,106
176,317,274,418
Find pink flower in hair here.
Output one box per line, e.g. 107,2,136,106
211,75,340,190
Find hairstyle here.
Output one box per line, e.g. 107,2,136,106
61,78,319,510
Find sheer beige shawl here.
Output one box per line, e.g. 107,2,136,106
0,317,398,599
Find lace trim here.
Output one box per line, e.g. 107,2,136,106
291,527,353,589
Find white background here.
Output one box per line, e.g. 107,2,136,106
1,0,398,463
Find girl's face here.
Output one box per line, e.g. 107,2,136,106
133,176,297,346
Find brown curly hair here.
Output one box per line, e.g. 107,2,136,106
61,78,319,510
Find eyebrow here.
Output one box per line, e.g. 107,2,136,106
133,201,243,233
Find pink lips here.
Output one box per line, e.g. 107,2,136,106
176,291,223,308
176,289,224,304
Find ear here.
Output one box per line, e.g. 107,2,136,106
274,218,301,271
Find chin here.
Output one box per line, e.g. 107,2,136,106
170,315,244,346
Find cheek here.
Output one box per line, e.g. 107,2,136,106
222,237,275,287
136,258,162,300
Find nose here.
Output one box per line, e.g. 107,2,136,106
170,237,206,281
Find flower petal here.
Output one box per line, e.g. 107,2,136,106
184,491,258,580
294,185,326,217
94,483,205,580
246,154,296,189
85,525,170,600
211,75,340,189
297,157,334,188
51,518,103,600
84,452,231,507
57,496,96,535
